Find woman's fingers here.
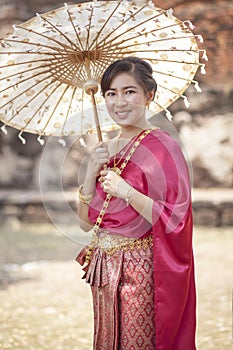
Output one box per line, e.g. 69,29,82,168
99,170,124,197
85,143,109,177
91,143,109,168
94,142,108,155
99,164,109,177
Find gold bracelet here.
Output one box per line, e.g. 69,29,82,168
77,185,94,205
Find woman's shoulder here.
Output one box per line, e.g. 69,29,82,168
150,127,170,140
146,127,180,150
143,128,189,173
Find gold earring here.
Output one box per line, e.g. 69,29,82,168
146,100,150,107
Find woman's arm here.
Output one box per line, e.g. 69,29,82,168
77,142,110,231
77,174,96,232
100,169,153,224
127,186,153,224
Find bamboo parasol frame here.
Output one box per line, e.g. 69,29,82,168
0,0,207,144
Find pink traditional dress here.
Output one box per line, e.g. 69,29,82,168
77,128,196,350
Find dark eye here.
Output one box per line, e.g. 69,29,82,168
126,89,136,94
105,91,115,97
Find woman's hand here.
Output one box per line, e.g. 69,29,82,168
81,142,109,199
78,142,110,232
87,142,110,176
99,168,131,199
99,168,153,223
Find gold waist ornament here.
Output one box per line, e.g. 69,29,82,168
95,230,153,255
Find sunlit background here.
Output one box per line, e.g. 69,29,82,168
0,1,232,349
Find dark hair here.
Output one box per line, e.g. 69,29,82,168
100,57,157,100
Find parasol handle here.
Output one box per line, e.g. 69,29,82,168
89,89,103,142
83,80,103,142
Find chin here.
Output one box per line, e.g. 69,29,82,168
117,121,132,127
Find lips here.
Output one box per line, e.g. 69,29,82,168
115,110,131,118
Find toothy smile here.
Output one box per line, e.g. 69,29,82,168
115,110,130,118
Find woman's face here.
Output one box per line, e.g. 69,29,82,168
104,72,149,128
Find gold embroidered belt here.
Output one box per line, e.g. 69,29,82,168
94,229,153,255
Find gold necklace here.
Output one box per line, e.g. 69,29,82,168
85,128,154,263
111,130,144,175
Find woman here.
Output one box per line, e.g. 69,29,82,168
77,57,196,350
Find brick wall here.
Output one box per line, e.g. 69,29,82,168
154,0,233,88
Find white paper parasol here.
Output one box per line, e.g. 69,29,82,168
0,0,207,144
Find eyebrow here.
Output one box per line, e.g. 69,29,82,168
107,85,137,90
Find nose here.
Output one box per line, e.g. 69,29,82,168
115,93,127,107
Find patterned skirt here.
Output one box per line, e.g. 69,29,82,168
81,230,156,350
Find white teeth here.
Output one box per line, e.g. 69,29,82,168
116,111,129,116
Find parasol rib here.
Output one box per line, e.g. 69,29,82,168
152,70,197,82
0,69,52,98
100,33,197,54
0,50,84,58
93,56,118,81
89,1,151,50
33,15,80,51
124,56,199,66
89,2,122,80
2,78,60,125
85,4,94,52
156,82,189,98
92,57,113,81
59,86,77,137
37,84,71,135
0,51,94,86
4,27,82,56
91,51,199,67
0,52,90,88
97,18,189,52
89,0,123,51
50,55,84,83
0,63,55,83
65,7,85,51
18,81,64,132
0,57,72,69
1,38,79,56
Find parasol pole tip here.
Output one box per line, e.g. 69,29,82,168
165,109,173,121
1,125,8,135
83,80,99,95
79,137,87,148
193,81,202,92
36,13,43,23
58,139,66,147
18,132,26,144
182,95,190,108
202,50,208,61
200,64,206,75
184,20,195,30
37,135,45,146
166,9,174,19
197,35,204,43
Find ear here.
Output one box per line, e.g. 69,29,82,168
147,90,155,102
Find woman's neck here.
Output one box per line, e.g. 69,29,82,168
120,122,153,139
